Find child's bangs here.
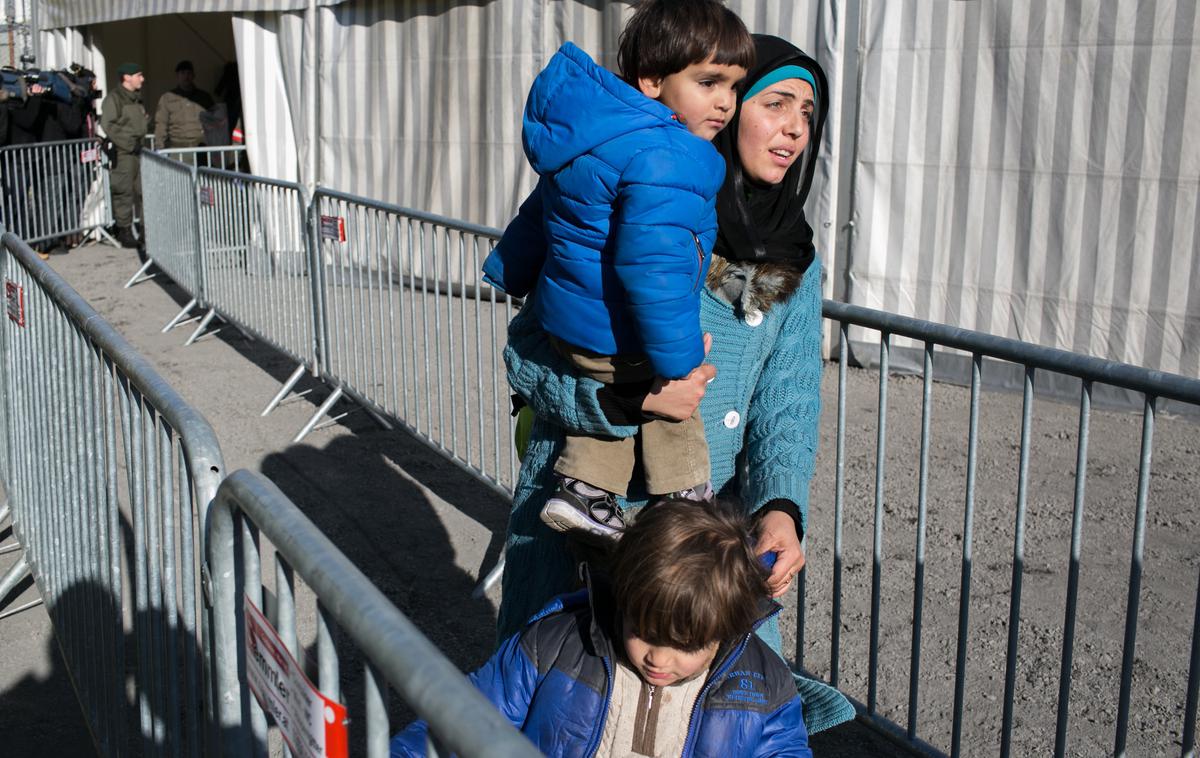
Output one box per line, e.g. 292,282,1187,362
624,568,724,651
708,11,756,72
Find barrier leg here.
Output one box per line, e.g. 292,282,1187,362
294,386,343,443
123,259,156,289
161,298,197,333
261,365,307,417
184,309,218,346
0,554,31,606
472,554,505,600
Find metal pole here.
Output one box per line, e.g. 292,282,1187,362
306,0,319,191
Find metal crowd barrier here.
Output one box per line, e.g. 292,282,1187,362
306,189,515,492
207,469,540,758
136,151,204,302
131,158,1200,755
0,231,225,756
0,138,112,245
812,300,1200,758
194,167,318,362
160,145,247,171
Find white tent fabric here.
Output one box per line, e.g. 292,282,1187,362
227,0,844,287
39,0,343,31
39,0,1198,381
231,13,302,183
847,0,1199,377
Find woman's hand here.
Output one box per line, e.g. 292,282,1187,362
641,334,716,421
756,510,805,598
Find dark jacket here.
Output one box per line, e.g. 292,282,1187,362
100,85,147,154
481,42,725,380
390,585,812,758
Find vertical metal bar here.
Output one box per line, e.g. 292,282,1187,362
277,556,296,758
459,234,469,468
950,353,982,758
177,441,201,758
1114,396,1155,757
420,224,433,438
317,602,340,701
831,321,847,687
159,419,182,756
119,382,154,752
365,662,389,758
385,211,399,416
906,341,934,739
1000,366,1035,758
472,237,485,480
490,279,502,487
1054,380,1092,757
867,332,889,713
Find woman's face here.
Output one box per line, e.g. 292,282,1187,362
735,78,815,186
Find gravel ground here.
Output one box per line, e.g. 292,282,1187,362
2,240,1196,757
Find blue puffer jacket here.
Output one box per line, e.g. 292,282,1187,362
391,585,811,758
481,42,726,379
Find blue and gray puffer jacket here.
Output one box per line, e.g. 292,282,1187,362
481,42,726,380
390,583,812,758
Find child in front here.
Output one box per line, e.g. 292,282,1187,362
389,498,812,757
481,0,754,541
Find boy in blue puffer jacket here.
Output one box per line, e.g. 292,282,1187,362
390,498,811,757
481,0,755,541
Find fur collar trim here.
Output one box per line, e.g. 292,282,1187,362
706,255,804,316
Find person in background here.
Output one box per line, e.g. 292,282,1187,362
154,60,213,149
101,62,148,249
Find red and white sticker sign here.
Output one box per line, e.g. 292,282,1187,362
80,147,100,164
5,281,25,327
319,215,346,243
244,595,348,758
199,186,216,207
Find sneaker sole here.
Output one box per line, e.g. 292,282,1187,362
540,501,621,540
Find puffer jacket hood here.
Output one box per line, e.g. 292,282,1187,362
522,41,681,174
482,42,726,379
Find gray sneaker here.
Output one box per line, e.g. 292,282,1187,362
668,481,715,503
541,478,626,542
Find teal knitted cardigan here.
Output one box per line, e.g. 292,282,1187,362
497,259,854,734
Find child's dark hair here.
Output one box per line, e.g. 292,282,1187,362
617,0,756,87
611,498,769,651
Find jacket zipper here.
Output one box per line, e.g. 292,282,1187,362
691,233,705,290
585,656,615,758
680,603,783,757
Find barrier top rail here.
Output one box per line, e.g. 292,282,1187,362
207,470,541,758
0,137,102,151
196,164,303,191
314,186,505,241
1,231,225,502
823,299,1200,404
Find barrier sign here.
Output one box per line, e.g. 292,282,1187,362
319,215,346,243
5,281,25,327
79,147,100,164
199,187,215,207
245,595,348,758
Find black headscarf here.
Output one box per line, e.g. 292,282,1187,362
712,35,829,271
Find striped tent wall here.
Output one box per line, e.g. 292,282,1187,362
39,0,344,31
847,0,1200,377
224,0,845,287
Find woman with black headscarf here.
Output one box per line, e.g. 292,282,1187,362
498,34,854,735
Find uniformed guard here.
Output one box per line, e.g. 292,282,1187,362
100,62,148,248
